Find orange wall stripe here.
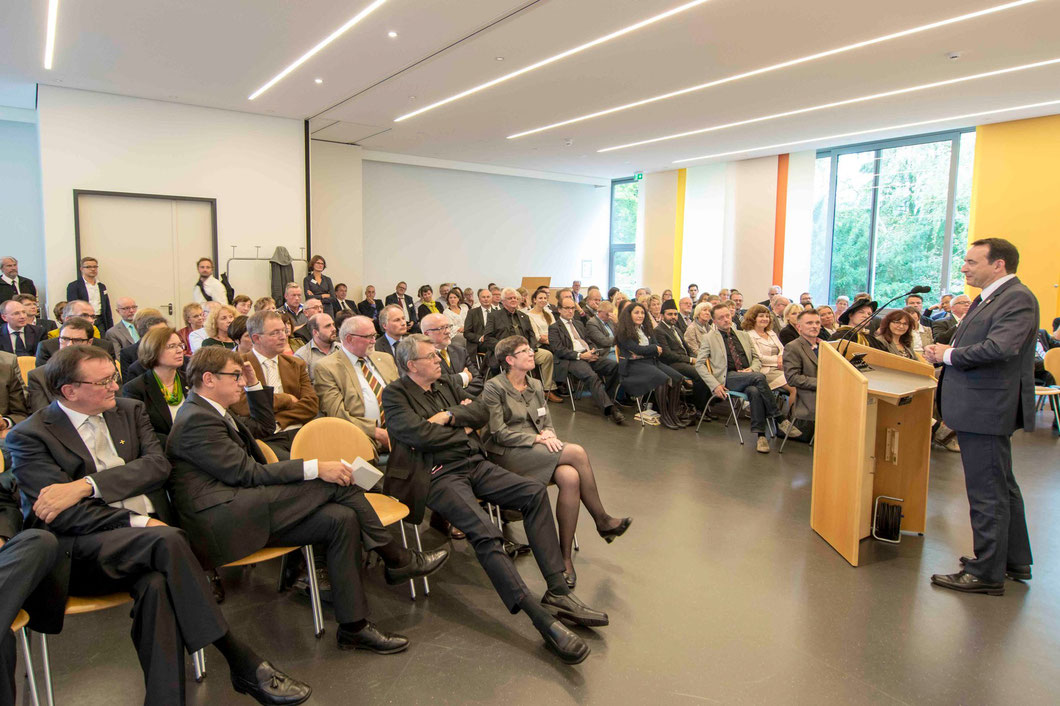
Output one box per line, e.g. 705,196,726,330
772,153,789,286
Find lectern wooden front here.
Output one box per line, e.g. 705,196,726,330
810,341,937,566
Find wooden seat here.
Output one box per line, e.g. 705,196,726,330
255,439,280,463
365,493,409,526
11,609,29,633
17,356,35,385
222,546,298,568
64,593,133,615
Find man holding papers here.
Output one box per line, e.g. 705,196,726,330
166,346,448,654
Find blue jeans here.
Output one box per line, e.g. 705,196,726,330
725,371,778,433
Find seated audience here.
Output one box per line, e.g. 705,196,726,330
9,345,309,705
526,288,554,347
1,299,44,356
200,303,239,350
191,256,230,305
331,283,353,315
303,255,336,315
646,294,663,327
904,293,931,326
931,294,971,345
177,302,204,353
873,309,922,360
27,318,97,413
167,346,447,657
661,289,673,302
718,288,731,301
615,303,687,429
291,299,324,344
120,326,188,442
119,309,168,379
442,289,468,348
833,297,887,350
799,292,814,308
926,293,953,320
816,305,838,336
0,351,28,467
103,297,140,350
313,315,398,457
356,284,383,331
783,309,822,429
585,301,617,352
253,296,275,312
675,297,694,333
731,290,746,319
548,302,623,423
415,285,441,321
743,306,798,424
683,302,713,355
778,302,805,346
759,285,783,307
1034,327,1060,387
421,313,483,397
386,281,419,331
278,282,307,327
903,305,934,354
580,286,603,324
483,288,559,402
382,334,607,665
229,315,253,354
695,304,780,453
232,294,253,316
654,303,709,412
374,304,407,358
834,295,850,320
275,311,299,355
188,301,220,353
463,288,494,366
293,313,337,379
14,294,56,334
462,287,475,308
52,300,67,323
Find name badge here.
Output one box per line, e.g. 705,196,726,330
536,406,547,418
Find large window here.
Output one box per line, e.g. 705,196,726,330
609,178,639,294
809,130,976,306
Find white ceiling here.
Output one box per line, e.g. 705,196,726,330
3,0,1060,178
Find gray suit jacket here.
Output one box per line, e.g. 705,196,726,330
782,337,819,420
694,328,760,391
480,375,553,457
0,351,29,426
26,366,57,413
104,321,136,351
584,316,615,349
940,277,1039,435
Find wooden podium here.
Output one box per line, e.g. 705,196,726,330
811,340,937,566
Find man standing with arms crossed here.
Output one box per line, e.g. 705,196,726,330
925,238,1037,596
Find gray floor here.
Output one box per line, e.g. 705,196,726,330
24,404,1060,705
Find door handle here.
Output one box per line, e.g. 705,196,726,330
162,303,173,316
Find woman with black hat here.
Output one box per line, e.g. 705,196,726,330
832,297,888,350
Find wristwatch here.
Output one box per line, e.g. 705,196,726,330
445,410,454,425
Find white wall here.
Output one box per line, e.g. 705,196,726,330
310,140,364,297
722,156,778,300
361,160,609,293
0,118,45,287
681,163,727,294
37,86,306,306
782,150,816,297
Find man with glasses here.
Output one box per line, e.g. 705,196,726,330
292,299,323,344
36,300,113,366
421,313,482,397
13,294,56,334
483,288,559,402
548,300,623,424
168,346,447,656
313,316,398,457
384,281,418,331
8,345,312,705
383,335,608,665
104,297,140,350
356,284,383,332
27,318,97,413
65,256,113,332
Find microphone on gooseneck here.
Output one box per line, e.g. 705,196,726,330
839,285,931,360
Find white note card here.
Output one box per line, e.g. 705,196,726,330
341,457,384,491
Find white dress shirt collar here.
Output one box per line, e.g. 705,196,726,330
978,273,1016,303
56,400,93,430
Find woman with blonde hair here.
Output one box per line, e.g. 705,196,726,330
777,302,805,346
683,302,713,354
200,304,239,350
646,294,663,327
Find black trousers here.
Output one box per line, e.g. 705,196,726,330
724,371,779,433
0,530,58,706
68,526,228,706
667,361,710,410
427,459,564,613
562,357,619,412
955,432,1033,583
264,481,392,624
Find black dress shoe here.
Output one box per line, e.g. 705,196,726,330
959,555,1031,581
563,568,577,590
541,591,609,627
336,622,410,654
541,621,590,665
385,548,450,585
503,540,531,558
608,408,626,425
231,661,311,705
598,517,632,544
293,567,333,603
930,570,1005,596
208,571,225,604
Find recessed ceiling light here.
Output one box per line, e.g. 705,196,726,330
507,0,1039,139
673,98,1060,164
394,0,717,122
388,31,398,38
43,0,59,70
315,78,323,84
495,56,504,61
408,95,416,100
249,0,388,100
599,56,1060,152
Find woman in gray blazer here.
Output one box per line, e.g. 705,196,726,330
481,335,631,588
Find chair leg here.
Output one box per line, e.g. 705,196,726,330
398,522,416,600
39,633,53,706
573,533,580,551
779,420,792,453
411,523,430,596
634,397,645,426
19,629,40,706
193,649,206,682
727,395,744,445
694,402,710,433
276,554,288,592
302,546,325,637
566,377,576,412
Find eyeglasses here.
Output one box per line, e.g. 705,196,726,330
72,372,120,387
59,336,91,344
422,327,448,334
117,305,138,312
349,332,377,341
409,352,440,361
512,348,533,356
213,371,245,382
262,329,287,338
164,343,185,351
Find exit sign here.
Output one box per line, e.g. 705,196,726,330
634,172,643,180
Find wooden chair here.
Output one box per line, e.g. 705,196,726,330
37,593,134,706
1034,386,1060,429
289,419,422,598
17,356,35,386
1044,347,1060,386
255,438,280,463
12,610,39,706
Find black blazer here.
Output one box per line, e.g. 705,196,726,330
303,274,336,315
65,279,113,331
374,334,399,359
439,344,483,397
463,306,491,349
118,341,140,378
6,398,174,633
0,472,22,540
381,375,489,524
35,336,114,367
778,323,800,347
384,293,418,325
121,369,190,439
33,318,58,335
356,297,383,319
165,392,304,567
0,276,35,303
416,301,443,322
616,333,660,377
932,313,959,345
483,307,538,367
652,322,692,364
0,323,44,355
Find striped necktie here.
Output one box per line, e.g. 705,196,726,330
358,357,385,425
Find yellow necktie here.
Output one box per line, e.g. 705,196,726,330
440,348,451,368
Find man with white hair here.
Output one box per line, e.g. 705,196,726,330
374,304,407,359
104,297,140,350
483,288,559,402
759,285,783,307
834,295,850,319
292,298,324,344
769,295,791,334
421,313,482,397
0,256,35,303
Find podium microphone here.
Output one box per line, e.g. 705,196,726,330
838,285,932,362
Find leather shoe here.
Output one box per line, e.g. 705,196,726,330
208,571,225,604
231,661,311,705
541,591,609,627
541,620,590,665
336,622,409,654
547,391,564,403
597,517,632,544
930,570,1005,596
503,540,531,558
385,548,450,585
608,408,625,425
959,555,1031,581
563,568,577,590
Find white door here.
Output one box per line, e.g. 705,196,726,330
77,194,213,323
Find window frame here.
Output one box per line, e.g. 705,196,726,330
608,176,638,291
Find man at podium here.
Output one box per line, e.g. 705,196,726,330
925,238,1038,596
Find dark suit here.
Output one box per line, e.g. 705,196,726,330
118,340,141,378
939,276,1037,584
35,335,114,368
931,313,960,345
0,276,35,304
384,293,418,328
438,344,484,397
7,399,226,703
356,298,383,333
374,334,400,359
548,318,619,411
462,306,492,366
65,279,113,331
653,321,709,408
382,375,564,612
165,393,390,623
0,323,44,356
584,315,616,350
333,297,356,315
782,337,819,420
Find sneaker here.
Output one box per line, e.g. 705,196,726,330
778,420,802,438
755,436,771,454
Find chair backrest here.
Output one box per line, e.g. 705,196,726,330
17,356,35,385
1045,347,1060,382
290,417,375,462
256,439,280,464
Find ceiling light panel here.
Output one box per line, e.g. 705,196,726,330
43,0,59,69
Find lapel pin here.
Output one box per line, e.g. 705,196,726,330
119,439,126,445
